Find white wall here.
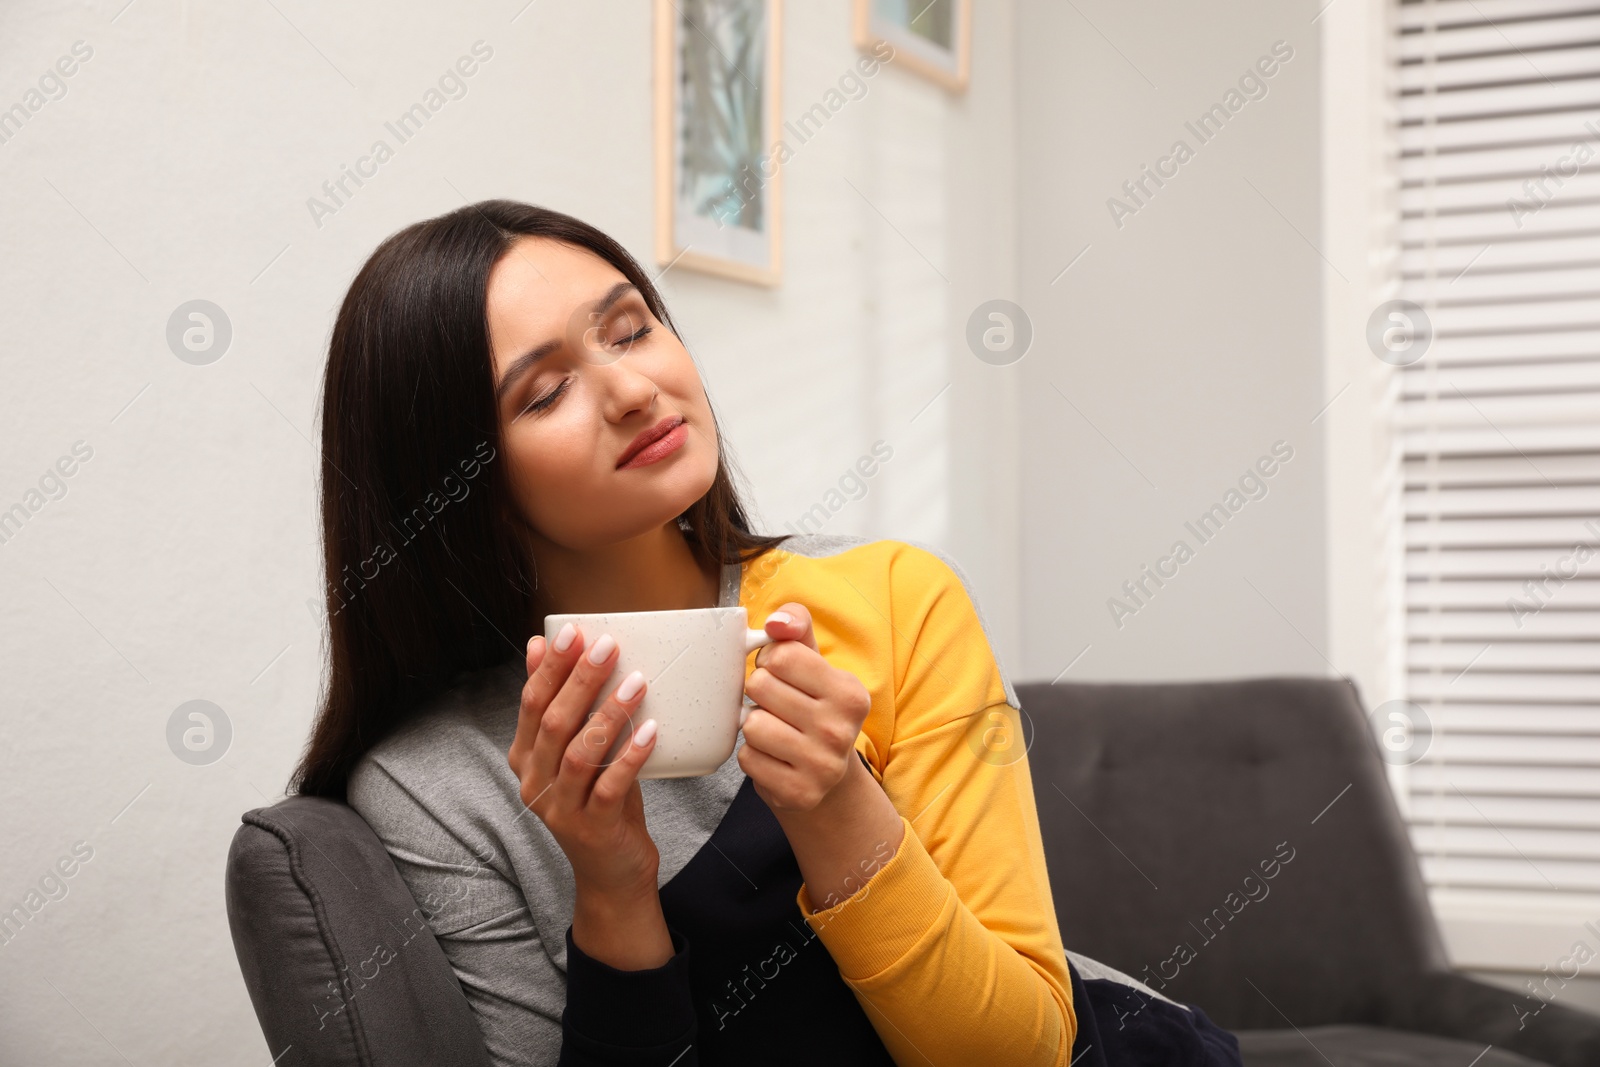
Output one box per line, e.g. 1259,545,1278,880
1320,0,1404,732
0,1,1018,1061
1014,0,1335,686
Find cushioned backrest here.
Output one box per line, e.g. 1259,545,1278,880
225,795,491,1067
1019,676,1450,1031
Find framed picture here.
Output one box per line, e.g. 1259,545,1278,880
853,0,970,92
654,0,783,287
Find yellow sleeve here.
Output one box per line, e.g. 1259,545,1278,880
793,544,1077,1066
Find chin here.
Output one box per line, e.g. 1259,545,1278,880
671,458,720,515
625,458,718,528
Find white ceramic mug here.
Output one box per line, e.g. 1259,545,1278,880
542,605,774,779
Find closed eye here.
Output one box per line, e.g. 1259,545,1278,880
614,324,653,347
521,377,570,417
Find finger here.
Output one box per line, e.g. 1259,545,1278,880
588,710,658,815
537,629,622,790
749,640,833,701
745,665,822,734
518,622,588,778
511,633,560,758
736,735,805,795
756,602,816,666
739,704,810,768
559,667,648,805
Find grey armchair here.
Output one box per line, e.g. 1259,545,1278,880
1023,675,1600,1067
226,675,1600,1065
226,795,491,1067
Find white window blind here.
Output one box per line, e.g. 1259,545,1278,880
1397,0,1600,943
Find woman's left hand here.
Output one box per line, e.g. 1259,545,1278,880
739,603,872,815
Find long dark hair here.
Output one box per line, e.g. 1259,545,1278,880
290,200,789,799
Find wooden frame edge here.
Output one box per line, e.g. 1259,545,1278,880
852,0,970,93
653,0,784,288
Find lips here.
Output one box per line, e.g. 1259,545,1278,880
616,414,686,468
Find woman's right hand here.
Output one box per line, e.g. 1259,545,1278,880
507,623,663,906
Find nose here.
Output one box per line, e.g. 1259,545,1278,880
598,359,658,424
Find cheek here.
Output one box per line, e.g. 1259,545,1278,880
503,415,600,529
655,354,718,467
647,338,706,400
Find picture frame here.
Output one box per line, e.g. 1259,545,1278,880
853,0,970,92
654,0,784,287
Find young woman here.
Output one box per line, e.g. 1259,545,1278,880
291,200,1242,1067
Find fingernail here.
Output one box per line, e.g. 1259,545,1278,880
616,670,645,701
633,718,658,746
587,632,616,665
553,623,576,653
527,635,544,656
768,611,794,626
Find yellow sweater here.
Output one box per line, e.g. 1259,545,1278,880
738,537,1077,1064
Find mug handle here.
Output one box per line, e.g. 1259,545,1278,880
744,628,774,653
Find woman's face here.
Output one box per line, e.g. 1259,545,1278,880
485,236,720,551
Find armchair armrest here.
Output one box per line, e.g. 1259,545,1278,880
1383,970,1600,1067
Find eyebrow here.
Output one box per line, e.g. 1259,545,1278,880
494,281,640,405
